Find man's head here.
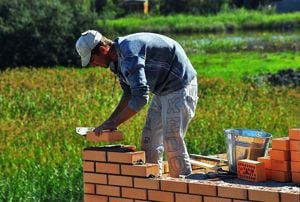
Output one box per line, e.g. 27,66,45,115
76,30,102,66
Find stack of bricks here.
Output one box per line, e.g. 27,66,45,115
258,128,300,183
290,128,300,183
82,145,300,202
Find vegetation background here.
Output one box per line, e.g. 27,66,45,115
0,0,299,201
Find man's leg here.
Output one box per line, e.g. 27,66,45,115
161,78,198,177
141,95,164,175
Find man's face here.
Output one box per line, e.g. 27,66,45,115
89,46,110,67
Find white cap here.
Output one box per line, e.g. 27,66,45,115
75,30,102,66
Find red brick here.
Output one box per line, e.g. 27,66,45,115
148,190,174,202
109,197,134,202
290,140,300,151
86,131,124,142
233,200,252,202
292,172,300,183
237,159,266,182
281,191,300,202
271,170,291,182
96,162,120,174
188,180,217,196
203,196,231,202
289,128,300,140
107,151,145,164
96,184,120,197
83,150,106,161
248,188,279,202
218,184,248,200
175,193,202,202
134,177,160,190
257,156,271,169
84,183,95,194
121,163,159,177
269,149,290,161
121,187,147,200
291,151,300,161
291,161,300,172
83,161,95,172
266,169,272,180
108,175,133,187
271,160,290,172
84,173,107,184
160,177,188,193
84,194,108,202
272,137,290,150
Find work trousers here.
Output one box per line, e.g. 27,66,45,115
141,77,198,177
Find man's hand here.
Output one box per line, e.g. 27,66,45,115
93,120,117,136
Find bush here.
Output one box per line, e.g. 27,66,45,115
0,0,97,69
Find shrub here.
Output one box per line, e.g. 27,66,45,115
0,0,97,69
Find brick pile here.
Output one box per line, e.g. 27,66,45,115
82,145,300,202
290,128,300,183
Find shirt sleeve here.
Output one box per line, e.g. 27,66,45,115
121,55,149,112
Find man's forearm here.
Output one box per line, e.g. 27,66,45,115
108,94,130,120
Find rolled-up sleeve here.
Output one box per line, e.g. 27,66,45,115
121,55,149,112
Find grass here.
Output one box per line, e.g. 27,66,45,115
0,66,299,201
99,9,300,35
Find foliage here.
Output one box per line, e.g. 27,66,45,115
99,9,300,35
0,0,97,69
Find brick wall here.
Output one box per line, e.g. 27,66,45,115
82,146,300,202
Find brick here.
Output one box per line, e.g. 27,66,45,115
218,184,248,200
291,151,300,161
290,140,300,151
233,200,252,202
203,196,231,202
188,180,217,196
84,173,107,184
86,131,124,142
175,193,202,202
134,177,160,190
83,161,95,172
84,183,95,194
109,197,134,202
96,184,120,197
289,128,300,140
96,162,120,174
291,161,300,172
237,159,266,182
163,161,169,173
108,175,133,187
281,192,300,202
83,149,106,161
121,187,147,200
84,194,108,202
121,163,159,177
271,160,290,171
271,170,291,182
107,151,145,164
160,177,188,193
266,169,272,180
248,188,279,202
257,156,271,169
272,137,290,150
148,190,174,202
292,172,300,183
269,149,290,161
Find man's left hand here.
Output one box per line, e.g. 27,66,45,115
93,120,117,136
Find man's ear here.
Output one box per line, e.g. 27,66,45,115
99,46,109,55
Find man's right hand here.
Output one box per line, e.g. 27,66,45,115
93,120,117,136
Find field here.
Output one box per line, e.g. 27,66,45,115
1,32,299,201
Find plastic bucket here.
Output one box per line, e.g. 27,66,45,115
224,128,272,173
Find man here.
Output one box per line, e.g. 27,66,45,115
76,30,198,177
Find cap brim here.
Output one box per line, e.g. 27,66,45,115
81,52,91,67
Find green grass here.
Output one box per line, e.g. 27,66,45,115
190,51,300,79
99,9,300,35
0,66,299,201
